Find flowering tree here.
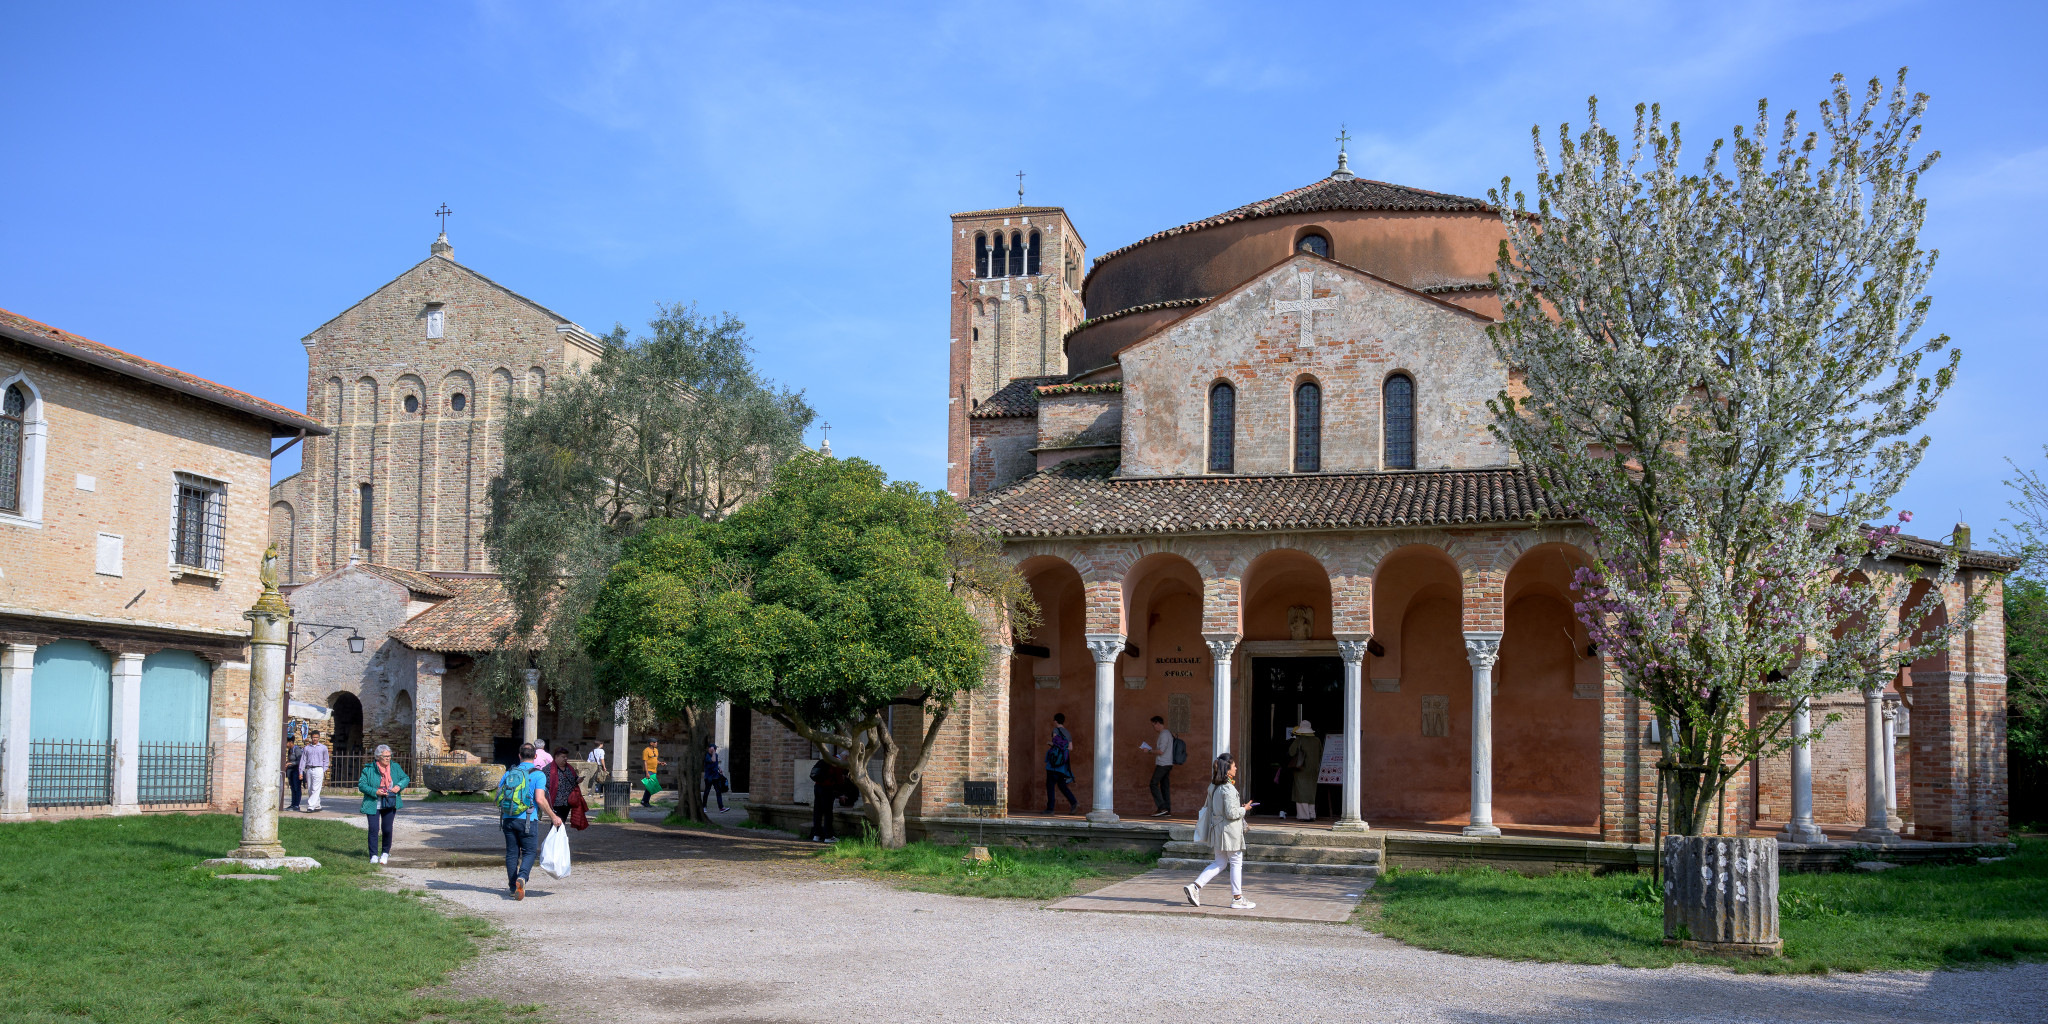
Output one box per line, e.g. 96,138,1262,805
1487,71,1978,836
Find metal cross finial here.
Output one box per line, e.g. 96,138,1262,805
434,203,453,233
821,421,830,442
1016,170,1026,206
1335,124,1352,153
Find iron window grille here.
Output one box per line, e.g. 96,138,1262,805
139,742,214,805
1294,381,1322,473
0,383,22,513
1383,374,1416,470
171,472,226,572
1208,382,1236,473
28,739,114,808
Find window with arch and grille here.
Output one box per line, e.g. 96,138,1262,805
974,233,989,278
1208,381,1236,473
1297,233,1330,258
1294,380,1322,472
1383,373,1415,469
1027,231,1041,275
0,384,23,513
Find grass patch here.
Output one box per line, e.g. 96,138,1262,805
819,832,1156,899
591,811,631,824
0,814,540,1023
421,791,499,803
1363,839,2048,973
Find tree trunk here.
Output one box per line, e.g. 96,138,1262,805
1662,835,1781,956
673,705,711,824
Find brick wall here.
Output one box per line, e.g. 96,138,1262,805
967,415,1037,495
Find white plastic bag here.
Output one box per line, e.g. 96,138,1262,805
539,824,572,879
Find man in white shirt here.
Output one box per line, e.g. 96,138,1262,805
1140,716,1175,817
587,741,606,775
297,733,330,812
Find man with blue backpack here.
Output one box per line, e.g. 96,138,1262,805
498,742,563,900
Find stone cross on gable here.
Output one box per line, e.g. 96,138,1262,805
1273,270,1337,346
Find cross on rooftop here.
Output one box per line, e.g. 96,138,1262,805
435,203,453,232
1273,271,1337,347
1016,170,1026,206
1336,124,1352,152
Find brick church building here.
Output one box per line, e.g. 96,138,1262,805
752,149,2012,845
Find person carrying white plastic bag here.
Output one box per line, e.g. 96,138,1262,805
497,741,562,900
539,823,572,879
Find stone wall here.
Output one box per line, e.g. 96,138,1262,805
967,415,1037,495
284,568,420,750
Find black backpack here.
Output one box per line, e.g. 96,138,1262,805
1171,736,1188,765
1044,743,1069,771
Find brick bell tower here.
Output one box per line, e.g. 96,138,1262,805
946,198,1086,498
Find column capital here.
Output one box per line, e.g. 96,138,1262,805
523,668,541,685
1463,631,1503,668
1335,633,1371,665
113,650,146,666
1202,633,1240,659
1084,633,1126,665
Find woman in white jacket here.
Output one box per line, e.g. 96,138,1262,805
1183,753,1256,910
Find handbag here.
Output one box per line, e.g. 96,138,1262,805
1193,788,1216,844
378,794,397,810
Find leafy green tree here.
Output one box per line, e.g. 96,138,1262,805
581,457,1035,848
479,304,813,820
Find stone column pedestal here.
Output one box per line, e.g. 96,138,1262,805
1855,686,1899,844
1084,634,1124,824
207,548,321,872
1662,835,1781,956
605,697,631,816
522,669,540,745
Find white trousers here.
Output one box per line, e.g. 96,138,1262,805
303,767,326,809
1194,850,1243,896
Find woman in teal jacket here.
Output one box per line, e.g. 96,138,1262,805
358,744,410,865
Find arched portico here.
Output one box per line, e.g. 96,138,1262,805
1360,544,1467,825
1119,553,1209,816
1495,543,1601,826
1008,555,1087,815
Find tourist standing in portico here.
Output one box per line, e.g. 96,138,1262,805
1288,721,1323,823
297,732,330,812
1142,716,1174,817
1044,714,1076,815
358,743,409,864
1184,754,1255,910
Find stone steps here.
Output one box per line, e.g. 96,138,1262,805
1156,855,1381,878
1159,835,1383,877
1164,826,1385,849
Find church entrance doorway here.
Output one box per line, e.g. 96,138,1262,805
328,692,363,752
1247,657,1341,819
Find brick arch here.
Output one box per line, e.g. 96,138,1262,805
440,369,475,418
355,376,380,423
487,367,514,418
393,373,426,415
269,500,296,583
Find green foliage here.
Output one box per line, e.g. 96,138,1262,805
1365,841,2048,973
817,833,1155,900
0,815,536,1023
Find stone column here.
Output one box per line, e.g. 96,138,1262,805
1203,634,1238,760
715,700,732,780
1462,632,1503,838
1857,686,1898,843
606,696,630,815
228,555,293,860
110,651,144,815
1334,637,1370,832
1,643,36,820
1084,634,1124,823
522,668,540,744
1776,697,1825,844
1883,695,1903,832
412,652,445,762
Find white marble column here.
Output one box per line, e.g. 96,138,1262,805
1856,686,1898,843
1777,697,1825,844
611,697,630,784
1334,637,1370,832
110,652,144,815
1883,696,1903,832
714,700,732,780
522,668,540,744
1203,634,1238,760
0,643,35,820
1463,632,1502,838
1084,634,1124,823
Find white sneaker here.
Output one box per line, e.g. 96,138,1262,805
379,854,389,865
1230,896,1256,910
1183,883,1201,907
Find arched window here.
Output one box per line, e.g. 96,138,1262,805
1027,231,1041,275
1009,231,1025,276
974,233,989,278
1297,233,1330,258
0,384,23,513
1383,373,1415,469
1294,381,1322,473
1208,381,1236,473
991,233,1008,277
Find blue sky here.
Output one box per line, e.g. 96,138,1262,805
5,1,2043,544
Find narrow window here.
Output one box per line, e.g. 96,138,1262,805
1297,233,1330,257
1027,231,1041,275
1294,381,1322,473
1208,382,1236,473
358,483,374,554
1009,231,1024,276
1383,374,1415,469
992,234,1008,278
171,474,226,572
974,233,989,278
0,384,22,513
425,308,445,338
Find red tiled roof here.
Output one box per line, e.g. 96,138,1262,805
1092,176,1495,269
970,459,1568,538
354,563,465,599
970,375,1069,419
388,578,557,652
0,307,327,436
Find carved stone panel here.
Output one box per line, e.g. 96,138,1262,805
1168,693,1193,737
1421,695,1450,737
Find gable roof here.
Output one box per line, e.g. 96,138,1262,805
304,250,600,356
970,375,1069,419
1092,175,1495,269
387,577,555,653
353,563,465,599
0,307,328,437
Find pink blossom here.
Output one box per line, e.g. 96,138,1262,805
1898,510,1914,523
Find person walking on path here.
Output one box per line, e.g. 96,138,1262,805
297,732,330,812
587,740,606,778
1043,715,1077,815
809,757,849,843
285,735,304,812
640,741,662,807
703,744,730,812
1288,720,1323,823
1141,716,1175,817
498,742,562,900
544,751,589,831
1184,753,1256,910
358,743,410,864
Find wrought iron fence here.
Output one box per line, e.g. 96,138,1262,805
139,742,214,806
29,739,114,808
322,748,422,790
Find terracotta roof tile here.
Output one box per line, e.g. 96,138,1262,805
970,375,1068,419
354,563,465,599
1092,176,1494,269
970,459,1568,538
388,578,556,652
1036,382,1122,397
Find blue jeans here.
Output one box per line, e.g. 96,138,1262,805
502,816,539,886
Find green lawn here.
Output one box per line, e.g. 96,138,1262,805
1363,839,2048,974
0,814,541,1023
819,834,1156,899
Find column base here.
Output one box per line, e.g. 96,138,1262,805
1084,809,1120,824
0,809,31,821
111,804,141,817
201,854,322,872
222,842,290,861
1854,826,1900,845
1462,823,1502,838
1776,821,1826,844
1886,813,1905,833
1331,817,1369,832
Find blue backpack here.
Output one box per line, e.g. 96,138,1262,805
498,765,544,819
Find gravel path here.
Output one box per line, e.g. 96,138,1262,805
334,804,2045,1024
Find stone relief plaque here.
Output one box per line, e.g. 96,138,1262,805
1168,694,1193,737
1573,682,1601,700
1421,694,1450,737
1033,675,1060,690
